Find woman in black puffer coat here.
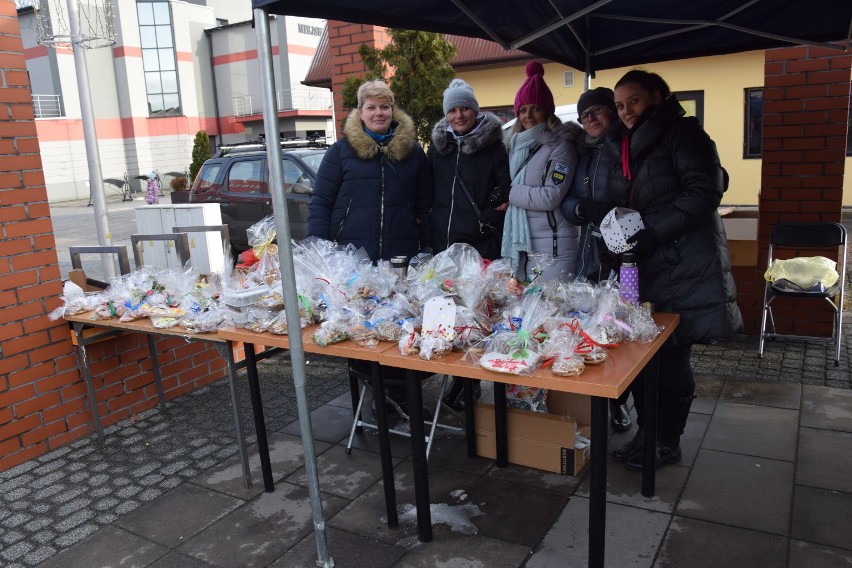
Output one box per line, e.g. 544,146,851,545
605,70,742,470
429,79,511,259
308,81,432,261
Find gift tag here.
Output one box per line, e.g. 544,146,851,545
422,296,456,340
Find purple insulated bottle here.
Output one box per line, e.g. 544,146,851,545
620,253,639,304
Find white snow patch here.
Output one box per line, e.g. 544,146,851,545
398,501,485,535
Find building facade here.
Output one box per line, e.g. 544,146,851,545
18,0,331,203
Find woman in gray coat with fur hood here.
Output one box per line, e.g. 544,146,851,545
503,62,582,283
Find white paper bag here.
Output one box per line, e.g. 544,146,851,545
600,207,645,253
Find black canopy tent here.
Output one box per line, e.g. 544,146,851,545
253,0,851,74
248,2,850,567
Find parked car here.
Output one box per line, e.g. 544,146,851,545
189,139,326,253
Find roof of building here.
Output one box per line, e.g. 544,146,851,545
303,27,533,88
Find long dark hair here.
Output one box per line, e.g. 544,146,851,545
615,69,671,99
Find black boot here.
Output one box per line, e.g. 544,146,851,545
612,428,644,462
443,379,480,411
610,400,632,432
442,377,464,408
626,438,681,469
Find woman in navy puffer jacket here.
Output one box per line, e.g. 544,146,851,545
308,80,432,261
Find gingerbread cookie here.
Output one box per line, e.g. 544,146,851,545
479,350,540,375
552,355,585,376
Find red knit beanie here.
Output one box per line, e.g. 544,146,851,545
514,61,555,117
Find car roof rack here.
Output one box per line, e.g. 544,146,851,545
215,135,328,157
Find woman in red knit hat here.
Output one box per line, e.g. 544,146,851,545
502,61,582,285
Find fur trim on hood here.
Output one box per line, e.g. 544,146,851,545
343,107,418,162
536,119,585,149
430,112,504,155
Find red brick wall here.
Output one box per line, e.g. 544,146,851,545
736,45,851,335
0,3,230,473
327,21,390,136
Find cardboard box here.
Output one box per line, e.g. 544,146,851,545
719,207,759,266
475,391,591,476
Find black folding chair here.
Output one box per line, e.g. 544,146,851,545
758,222,847,366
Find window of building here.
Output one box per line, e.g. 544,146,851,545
675,90,704,125
744,88,763,158
137,1,181,117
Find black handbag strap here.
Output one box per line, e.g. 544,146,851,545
455,174,482,219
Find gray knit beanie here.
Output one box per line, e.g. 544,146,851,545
442,78,480,115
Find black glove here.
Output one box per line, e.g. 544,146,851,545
576,200,612,226
626,229,659,256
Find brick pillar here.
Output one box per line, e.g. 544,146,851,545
0,1,73,469
327,21,390,136
743,45,851,336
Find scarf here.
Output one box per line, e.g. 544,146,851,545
363,125,395,144
502,123,545,277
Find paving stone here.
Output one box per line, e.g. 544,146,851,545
465,475,569,547
30,471,63,489
37,526,167,568
791,485,852,551
1,529,25,545
22,545,56,566
2,513,33,529
796,427,852,493
32,529,57,544
789,539,852,567
720,379,802,409
677,449,793,535
113,500,141,516
287,446,389,500
56,497,92,517
702,402,798,461
138,488,162,502
147,551,213,568
269,526,405,568
0,540,34,562
89,486,113,498
801,385,852,432
526,497,669,567
53,522,99,547
50,486,84,504
115,482,242,548
657,516,787,567
32,459,68,476
116,484,143,499
54,509,96,532
178,482,348,568
0,474,35,493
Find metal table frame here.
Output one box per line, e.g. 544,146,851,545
65,314,283,489
218,312,678,567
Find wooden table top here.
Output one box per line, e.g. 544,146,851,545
64,313,229,344
216,312,679,399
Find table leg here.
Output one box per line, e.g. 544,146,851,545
642,355,660,497
406,369,432,542
73,323,104,440
214,342,252,489
462,378,476,458
145,335,168,415
348,367,363,434
493,382,508,467
589,396,608,568
371,363,398,528
244,343,274,492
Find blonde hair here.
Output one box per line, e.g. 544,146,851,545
511,111,562,135
357,80,395,108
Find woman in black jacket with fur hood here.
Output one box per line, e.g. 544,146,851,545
429,79,511,409
606,70,742,470
428,79,511,260
308,80,432,261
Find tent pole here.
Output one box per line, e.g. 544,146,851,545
253,9,334,568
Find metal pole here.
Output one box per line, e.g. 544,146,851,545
65,0,114,279
253,9,333,568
